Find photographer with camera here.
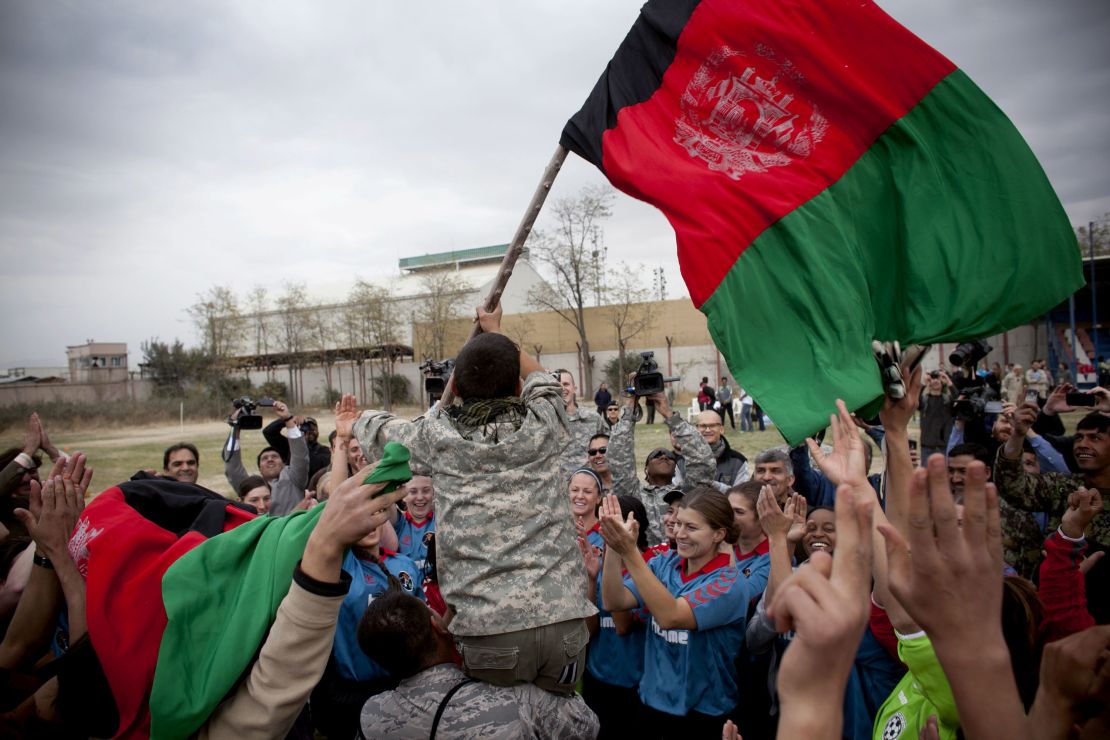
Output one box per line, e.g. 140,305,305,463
223,398,309,517
919,369,954,463
263,408,330,480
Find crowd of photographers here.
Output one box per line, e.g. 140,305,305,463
0,315,1107,739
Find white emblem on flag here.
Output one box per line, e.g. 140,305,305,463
674,45,828,179
68,516,105,579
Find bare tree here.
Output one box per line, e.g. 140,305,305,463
503,313,540,360
1075,212,1110,257
605,264,658,373
526,185,614,392
245,285,273,379
308,302,340,402
187,286,246,362
346,280,401,410
412,270,473,360
276,282,312,404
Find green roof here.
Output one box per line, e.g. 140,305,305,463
398,244,510,270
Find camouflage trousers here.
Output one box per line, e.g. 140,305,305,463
455,618,590,695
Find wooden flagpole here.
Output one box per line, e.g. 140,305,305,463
438,143,568,405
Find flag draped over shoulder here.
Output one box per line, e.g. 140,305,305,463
75,478,322,739
561,0,1083,443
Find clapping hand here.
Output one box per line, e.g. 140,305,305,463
599,494,638,557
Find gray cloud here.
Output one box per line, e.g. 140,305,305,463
1,0,1106,367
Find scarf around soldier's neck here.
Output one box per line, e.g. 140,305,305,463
448,396,527,428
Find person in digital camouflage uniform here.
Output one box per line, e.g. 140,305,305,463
353,303,596,694
357,588,598,739
606,389,715,545
555,369,608,477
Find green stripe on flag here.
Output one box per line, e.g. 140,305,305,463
150,505,325,739
703,70,1083,445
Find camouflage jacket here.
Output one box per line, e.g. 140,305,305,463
354,371,597,637
994,447,1108,577
608,411,716,546
559,404,606,477
359,663,599,739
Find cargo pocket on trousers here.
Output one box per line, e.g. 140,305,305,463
461,643,519,671
562,621,590,660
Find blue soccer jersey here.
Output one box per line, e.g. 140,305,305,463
585,535,660,689
624,550,749,717
735,539,771,600
334,549,424,681
395,511,435,578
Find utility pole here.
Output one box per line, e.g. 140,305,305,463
1091,221,1100,363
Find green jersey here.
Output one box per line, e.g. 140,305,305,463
873,632,960,740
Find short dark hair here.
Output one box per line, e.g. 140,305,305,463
681,485,740,544
237,475,269,499
163,442,199,471
1076,412,1110,434
358,588,435,678
453,333,520,399
589,433,610,446
256,446,280,468
948,443,992,467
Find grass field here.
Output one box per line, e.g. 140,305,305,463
0,402,1086,501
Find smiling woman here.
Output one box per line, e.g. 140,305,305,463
599,487,749,736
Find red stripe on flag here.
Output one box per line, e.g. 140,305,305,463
599,0,955,306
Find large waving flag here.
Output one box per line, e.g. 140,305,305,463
74,478,321,739
561,0,1083,442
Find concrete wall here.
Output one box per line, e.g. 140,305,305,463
0,379,153,407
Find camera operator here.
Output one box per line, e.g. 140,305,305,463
263,403,330,479
918,369,954,463
224,400,309,517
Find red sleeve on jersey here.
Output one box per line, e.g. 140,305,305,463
868,601,901,663
1039,531,1094,643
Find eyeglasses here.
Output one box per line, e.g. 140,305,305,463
695,423,722,430
587,447,608,457
648,453,676,463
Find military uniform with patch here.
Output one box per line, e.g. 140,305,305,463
354,370,597,693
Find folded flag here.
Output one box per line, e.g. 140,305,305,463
561,0,1083,442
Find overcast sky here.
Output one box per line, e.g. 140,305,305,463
1,0,1107,369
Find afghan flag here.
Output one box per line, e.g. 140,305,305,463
561,0,1084,443
75,477,322,739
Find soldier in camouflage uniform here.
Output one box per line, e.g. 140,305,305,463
353,304,596,694
948,442,1046,578
555,369,607,477
994,406,1110,577
358,589,598,739
606,389,716,545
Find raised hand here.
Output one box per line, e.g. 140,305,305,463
334,393,360,440
272,400,291,419
14,475,83,562
577,537,601,580
21,413,43,456
1029,625,1110,738
768,479,874,735
757,485,792,541
806,399,869,487
879,365,923,434
599,494,638,557
1061,487,1104,540
475,303,503,334
786,493,808,545
1043,383,1075,416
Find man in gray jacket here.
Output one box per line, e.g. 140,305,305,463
224,400,309,516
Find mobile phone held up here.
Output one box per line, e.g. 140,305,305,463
1065,392,1098,407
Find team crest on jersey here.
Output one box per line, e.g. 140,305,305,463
422,531,435,547
742,566,752,577
674,43,828,180
398,571,414,592
881,711,907,739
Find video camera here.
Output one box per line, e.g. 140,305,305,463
419,359,454,403
626,351,680,397
231,396,274,430
945,339,1003,425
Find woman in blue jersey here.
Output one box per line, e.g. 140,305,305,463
600,485,750,738
311,518,425,738
568,468,605,549
582,493,654,739
726,480,772,597
390,471,435,578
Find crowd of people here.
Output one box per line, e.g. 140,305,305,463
0,303,1107,739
